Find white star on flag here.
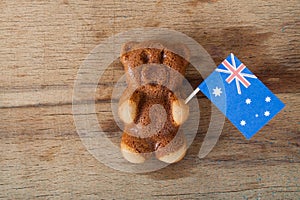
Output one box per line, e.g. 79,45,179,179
264,111,270,117
245,98,252,104
212,87,222,97
215,53,257,95
265,96,271,102
240,120,246,126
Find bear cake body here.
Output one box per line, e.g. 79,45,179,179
118,41,190,164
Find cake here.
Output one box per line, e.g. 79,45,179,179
118,41,190,164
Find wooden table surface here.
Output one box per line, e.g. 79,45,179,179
1,0,299,199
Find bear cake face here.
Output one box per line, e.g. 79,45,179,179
118,41,190,164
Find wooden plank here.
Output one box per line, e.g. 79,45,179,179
0,0,299,199
1,93,299,198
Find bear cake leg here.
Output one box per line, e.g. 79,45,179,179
120,132,153,164
154,130,187,164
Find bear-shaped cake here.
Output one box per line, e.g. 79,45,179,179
118,41,190,164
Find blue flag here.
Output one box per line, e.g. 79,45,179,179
199,53,285,139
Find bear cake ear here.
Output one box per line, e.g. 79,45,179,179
177,43,190,61
121,41,138,55
165,42,190,62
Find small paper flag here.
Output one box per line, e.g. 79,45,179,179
186,53,285,139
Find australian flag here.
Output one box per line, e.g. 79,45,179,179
199,53,285,139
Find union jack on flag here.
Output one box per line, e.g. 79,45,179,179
215,54,257,95
198,53,285,139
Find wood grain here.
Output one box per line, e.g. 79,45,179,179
1,0,299,199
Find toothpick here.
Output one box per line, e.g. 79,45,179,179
184,87,200,104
